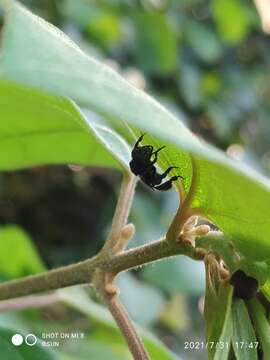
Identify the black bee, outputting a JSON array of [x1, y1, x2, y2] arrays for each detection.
[[230, 270, 259, 300], [129, 134, 183, 191]]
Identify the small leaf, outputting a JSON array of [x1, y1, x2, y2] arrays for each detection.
[[247, 298, 270, 355], [204, 270, 233, 359], [231, 299, 258, 360]]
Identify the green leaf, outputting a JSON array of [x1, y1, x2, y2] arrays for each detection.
[[231, 299, 258, 360], [0, 79, 130, 171], [247, 298, 270, 355], [133, 12, 177, 75], [204, 269, 233, 360], [0, 327, 59, 360], [57, 286, 179, 360], [0, 225, 45, 278], [1, 1, 270, 263], [212, 0, 251, 44]]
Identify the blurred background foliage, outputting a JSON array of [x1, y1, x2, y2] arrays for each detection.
[[0, 0, 269, 359]]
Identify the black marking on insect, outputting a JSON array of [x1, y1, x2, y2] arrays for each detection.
[[229, 270, 258, 300], [129, 133, 183, 191]]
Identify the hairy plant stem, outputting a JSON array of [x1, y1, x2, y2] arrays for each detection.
[[106, 295, 150, 360], [96, 271, 150, 360], [97, 172, 150, 360], [0, 238, 205, 300], [103, 172, 137, 251]]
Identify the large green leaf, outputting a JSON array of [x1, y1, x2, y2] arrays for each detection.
[[0, 79, 129, 171], [1, 1, 270, 263]]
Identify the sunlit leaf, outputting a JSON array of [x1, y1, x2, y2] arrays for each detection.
[[0, 79, 130, 171]]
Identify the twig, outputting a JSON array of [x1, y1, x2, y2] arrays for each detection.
[[98, 169, 150, 359], [96, 271, 150, 360], [0, 170, 205, 360], [0, 254, 100, 300], [103, 173, 137, 251], [0, 238, 205, 301], [107, 295, 150, 359]]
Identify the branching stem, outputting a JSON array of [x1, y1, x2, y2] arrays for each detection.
[[0, 170, 205, 360], [0, 238, 205, 300]]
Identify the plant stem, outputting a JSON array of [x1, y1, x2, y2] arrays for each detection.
[[107, 295, 150, 360], [96, 271, 150, 360], [103, 173, 137, 251], [0, 238, 205, 301], [0, 254, 100, 300]]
